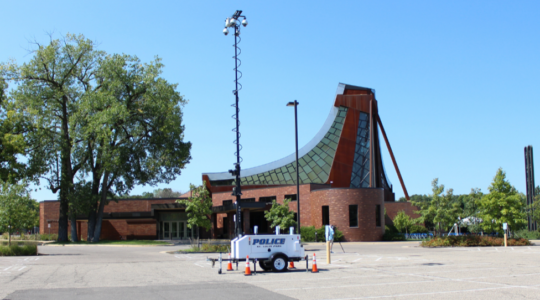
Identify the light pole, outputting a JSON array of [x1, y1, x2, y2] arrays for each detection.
[[223, 10, 248, 238], [286, 100, 300, 234]]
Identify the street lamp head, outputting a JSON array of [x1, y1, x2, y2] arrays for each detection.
[[223, 28, 229, 36], [242, 19, 248, 27], [229, 18, 237, 27], [286, 101, 299, 107]]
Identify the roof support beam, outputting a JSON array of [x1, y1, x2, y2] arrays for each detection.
[[377, 115, 410, 201]]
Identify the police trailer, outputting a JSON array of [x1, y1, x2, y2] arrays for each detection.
[[209, 226, 307, 273]]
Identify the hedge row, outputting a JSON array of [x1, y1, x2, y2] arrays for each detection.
[[421, 236, 531, 247], [0, 244, 38, 256]]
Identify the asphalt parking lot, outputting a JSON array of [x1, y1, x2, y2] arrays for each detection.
[[2, 241, 540, 300]]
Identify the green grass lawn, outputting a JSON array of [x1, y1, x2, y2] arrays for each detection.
[[177, 244, 230, 253], [50, 240, 172, 246]]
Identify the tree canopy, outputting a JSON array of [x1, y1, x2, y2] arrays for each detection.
[[265, 198, 297, 232], [1, 34, 191, 242], [477, 168, 527, 233], [0, 180, 37, 246], [177, 182, 212, 232]]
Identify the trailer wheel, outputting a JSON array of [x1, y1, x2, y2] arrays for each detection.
[[271, 255, 288, 272], [259, 261, 271, 271]]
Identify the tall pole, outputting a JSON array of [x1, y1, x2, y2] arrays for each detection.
[[294, 101, 300, 235], [234, 27, 241, 237], [223, 10, 247, 238]]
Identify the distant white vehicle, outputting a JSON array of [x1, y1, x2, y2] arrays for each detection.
[[461, 217, 482, 225]]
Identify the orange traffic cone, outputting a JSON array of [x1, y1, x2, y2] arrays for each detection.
[[244, 255, 252, 276], [289, 261, 296, 269], [311, 253, 318, 273], [227, 253, 233, 271]]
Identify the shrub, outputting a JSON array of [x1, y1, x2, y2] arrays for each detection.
[[409, 225, 428, 234], [185, 243, 229, 253], [300, 226, 316, 242], [385, 224, 398, 233], [0, 244, 38, 256], [40, 233, 58, 241], [382, 231, 406, 241], [301, 226, 343, 242], [1, 232, 7, 239], [514, 230, 540, 240], [421, 236, 531, 247]]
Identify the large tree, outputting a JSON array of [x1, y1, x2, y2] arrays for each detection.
[[2, 35, 102, 241], [477, 168, 526, 234], [79, 53, 191, 242], [2, 35, 191, 242]]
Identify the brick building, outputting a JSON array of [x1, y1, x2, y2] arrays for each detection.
[[40, 83, 416, 241], [204, 83, 413, 241]]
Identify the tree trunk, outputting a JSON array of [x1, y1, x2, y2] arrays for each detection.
[[57, 105, 73, 242], [70, 214, 78, 242], [8, 230, 11, 247], [58, 202, 69, 242], [93, 172, 109, 243], [87, 209, 96, 242]]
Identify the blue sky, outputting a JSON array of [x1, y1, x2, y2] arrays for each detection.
[[1, 1, 538, 201]]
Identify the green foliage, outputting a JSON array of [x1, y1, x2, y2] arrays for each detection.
[[392, 210, 421, 234], [2, 34, 192, 242], [412, 179, 462, 233], [476, 168, 527, 234], [40, 233, 58, 241], [514, 229, 540, 239], [153, 188, 182, 198], [421, 236, 531, 247], [0, 244, 37, 256], [528, 196, 540, 225], [0, 180, 37, 246], [382, 226, 406, 241], [181, 243, 230, 253], [409, 224, 429, 233], [300, 225, 343, 242], [264, 198, 297, 231], [300, 226, 316, 242], [176, 182, 212, 231]]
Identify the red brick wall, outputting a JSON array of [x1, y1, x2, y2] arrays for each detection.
[[40, 199, 178, 240], [212, 184, 329, 237], [310, 188, 386, 241], [384, 202, 421, 221]]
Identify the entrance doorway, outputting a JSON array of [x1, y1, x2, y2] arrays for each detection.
[[162, 221, 195, 239]]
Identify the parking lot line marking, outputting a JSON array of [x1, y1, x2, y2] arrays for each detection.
[[274, 279, 443, 291], [323, 286, 513, 299], [18, 266, 26, 271], [251, 274, 393, 284], [3, 266, 12, 271], [352, 258, 362, 262], [375, 257, 381, 261]]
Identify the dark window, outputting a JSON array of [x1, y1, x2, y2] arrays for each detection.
[[240, 198, 255, 202], [223, 217, 229, 235], [322, 206, 330, 225], [223, 200, 233, 206], [349, 205, 358, 227], [285, 194, 297, 201], [376, 205, 381, 227], [259, 196, 276, 203]]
